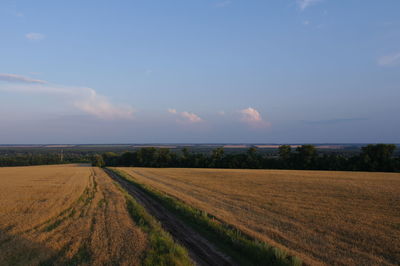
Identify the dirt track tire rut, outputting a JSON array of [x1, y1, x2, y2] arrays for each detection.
[[104, 169, 236, 266]]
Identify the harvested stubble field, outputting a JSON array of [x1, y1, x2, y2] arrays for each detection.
[[118, 167, 400, 265], [0, 165, 147, 265]]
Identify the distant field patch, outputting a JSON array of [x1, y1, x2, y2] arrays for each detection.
[[117, 167, 400, 265]]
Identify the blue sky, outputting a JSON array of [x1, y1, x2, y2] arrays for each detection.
[[1, 0, 400, 144]]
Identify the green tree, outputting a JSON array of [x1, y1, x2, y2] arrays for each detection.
[[246, 147, 261, 168], [295, 145, 317, 169], [360, 144, 397, 171], [92, 155, 105, 167], [211, 147, 225, 168], [137, 147, 157, 167], [120, 152, 137, 166], [180, 148, 190, 167], [279, 145, 292, 161], [102, 152, 118, 166], [278, 145, 292, 168], [156, 148, 172, 167]]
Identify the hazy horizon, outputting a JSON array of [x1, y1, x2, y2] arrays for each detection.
[[1, 142, 398, 146], [1, 1, 400, 144]]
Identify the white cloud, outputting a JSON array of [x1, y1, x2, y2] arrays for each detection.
[[168, 109, 203, 123], [25, 32, 45, 40], [239, 107, 270, 127], [0, 73, 47, 84], [0, 74, 133, 120], [297, 0, 321, 10], [215, 0, 231, 8], [240, 107, 262, 122], [303, 20, 310, 25], [168, 108, 177, 114], [181, 111, 202, 123], [73, 88, 134, 120], [378, 52, 400, 66]]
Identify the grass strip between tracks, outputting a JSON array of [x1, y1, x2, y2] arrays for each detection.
[[108, 167, 302, 266], [112, 175, 193, 266]]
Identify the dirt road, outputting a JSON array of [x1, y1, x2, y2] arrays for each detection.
[[104, 168, 235, 266]]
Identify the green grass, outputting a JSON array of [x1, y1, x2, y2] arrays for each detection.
[[113, 179, 193, 266], [97, 198, 106, 208], [43, 219, 64, 232], [66, 243, 91, 265], [109, 167, 302, 266], [43, 207, 76, 232]]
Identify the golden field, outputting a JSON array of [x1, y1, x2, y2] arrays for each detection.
[[118, 167, 400, 265], [0, 165, 146, 265]]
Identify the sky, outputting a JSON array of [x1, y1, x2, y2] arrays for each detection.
[[1, 0, 400, 144]]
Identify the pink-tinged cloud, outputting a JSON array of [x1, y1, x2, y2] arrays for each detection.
[[167, 109, 203, 123], [25, 32, 45, 40], [239, 107, 271, 127], [181, 111, 202, 122], [168, 108, 177, 114]]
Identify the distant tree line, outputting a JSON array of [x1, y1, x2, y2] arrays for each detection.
[[94, 144, 400, 172], [0, 153, 93, 167]]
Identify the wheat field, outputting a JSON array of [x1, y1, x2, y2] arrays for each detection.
[[118, 167, 400, 265], [0, 165, 147, 265]]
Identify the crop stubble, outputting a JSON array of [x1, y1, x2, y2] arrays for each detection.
[[117, 167, 400, 265], [0, 165, 146, 265]]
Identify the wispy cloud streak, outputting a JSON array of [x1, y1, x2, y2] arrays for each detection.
[[304, 118, 368, 125], [378, 52, 400, 66], [215, 0, 231, 8], [25, 32, 45, 40], [297, 0, 321, 10], [0, 73, 47, 84], [0, 74, 133, 120]]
